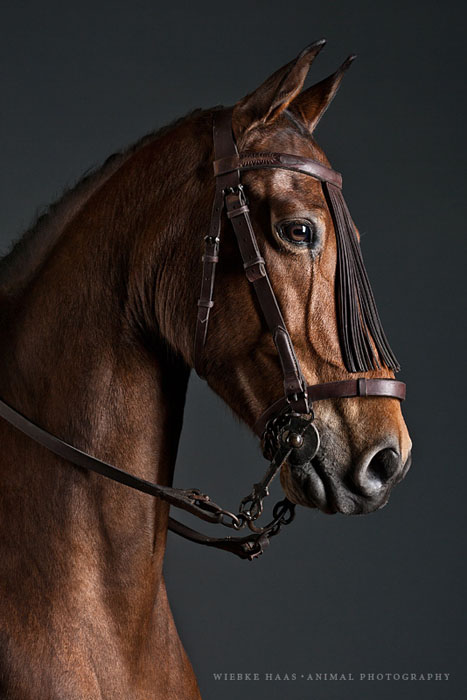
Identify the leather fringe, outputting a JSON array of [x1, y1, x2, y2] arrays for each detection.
[[323, 182, 400, 373]]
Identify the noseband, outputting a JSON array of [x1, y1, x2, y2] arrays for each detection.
[[0, 108, 406, 561]]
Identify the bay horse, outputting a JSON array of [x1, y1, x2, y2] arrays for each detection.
[[0, 42, 411, 698]]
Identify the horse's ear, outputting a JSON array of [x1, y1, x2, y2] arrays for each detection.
[[232, 40, 326, 136], [289, 55, 356, 133]]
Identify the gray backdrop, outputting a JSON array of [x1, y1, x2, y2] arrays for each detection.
[[1, 1, 465, 699]]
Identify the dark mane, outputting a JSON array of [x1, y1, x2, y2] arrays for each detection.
[[0, 110, 200, 292]]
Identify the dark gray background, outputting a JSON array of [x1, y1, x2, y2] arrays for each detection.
[[1, 1, 465, 699]]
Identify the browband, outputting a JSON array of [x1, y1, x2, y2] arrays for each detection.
[[213, 152, 343, 189]]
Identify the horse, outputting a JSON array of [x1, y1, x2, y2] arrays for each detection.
[[0, 41, 412, 699]]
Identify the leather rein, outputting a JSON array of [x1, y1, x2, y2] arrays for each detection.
[[0, 108, 406, 561]]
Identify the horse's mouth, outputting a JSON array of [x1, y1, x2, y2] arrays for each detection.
[[280, 456, 408, 516], [281, 461, 339, 514]]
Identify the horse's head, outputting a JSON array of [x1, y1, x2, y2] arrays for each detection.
[[185, 42, 411, 517]]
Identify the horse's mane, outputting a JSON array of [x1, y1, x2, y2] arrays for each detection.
[[0, 111, 200, 292]]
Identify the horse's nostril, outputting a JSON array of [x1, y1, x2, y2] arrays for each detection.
[[368, 448, 400, 484], [354, 447, 402, 497]]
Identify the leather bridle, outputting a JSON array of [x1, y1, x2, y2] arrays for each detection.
[[0, 107, 406, 561]]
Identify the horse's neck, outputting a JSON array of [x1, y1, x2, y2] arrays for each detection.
[[0, 128, 200, 693], [0, 279, 190, 618]]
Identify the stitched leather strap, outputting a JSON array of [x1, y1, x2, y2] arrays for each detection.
[[214, 152, 343, 188], [195, 109, 309, 410], [254, 378, 406, 436]]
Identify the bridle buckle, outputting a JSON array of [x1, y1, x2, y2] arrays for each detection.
[[285, 387, 310, 416]]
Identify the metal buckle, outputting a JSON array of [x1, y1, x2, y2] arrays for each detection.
[[285, 387, 310, 416], [225, 183, 245, 197], [204, 235, 220, 245]]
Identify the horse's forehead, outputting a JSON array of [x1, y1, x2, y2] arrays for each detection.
[[241, 121, 329, 162], [252, 173, 323, 208], [243, 160, 326, 204], [240, 123, 331, 201]]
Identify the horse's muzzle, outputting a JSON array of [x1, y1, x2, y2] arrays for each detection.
[[282, 446, 412, 515]]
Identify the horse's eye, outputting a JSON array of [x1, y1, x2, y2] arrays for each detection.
[[276, 220, 316, 246]]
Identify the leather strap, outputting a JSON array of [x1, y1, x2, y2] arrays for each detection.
[[254, 378, 406, 436], [0, 397, 214, 518], [196, 110, 309, 411], [0, 396, 267, 560], [193, 187, 223, 376], [194, 109, 241, 376], [193, 113, 231, 376], [214, 152, 343, 189], [224, 190, 307, 406], [167, 517, 270, 560]]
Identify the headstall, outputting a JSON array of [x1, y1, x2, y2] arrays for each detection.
[[0, 108, 406, 560]]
